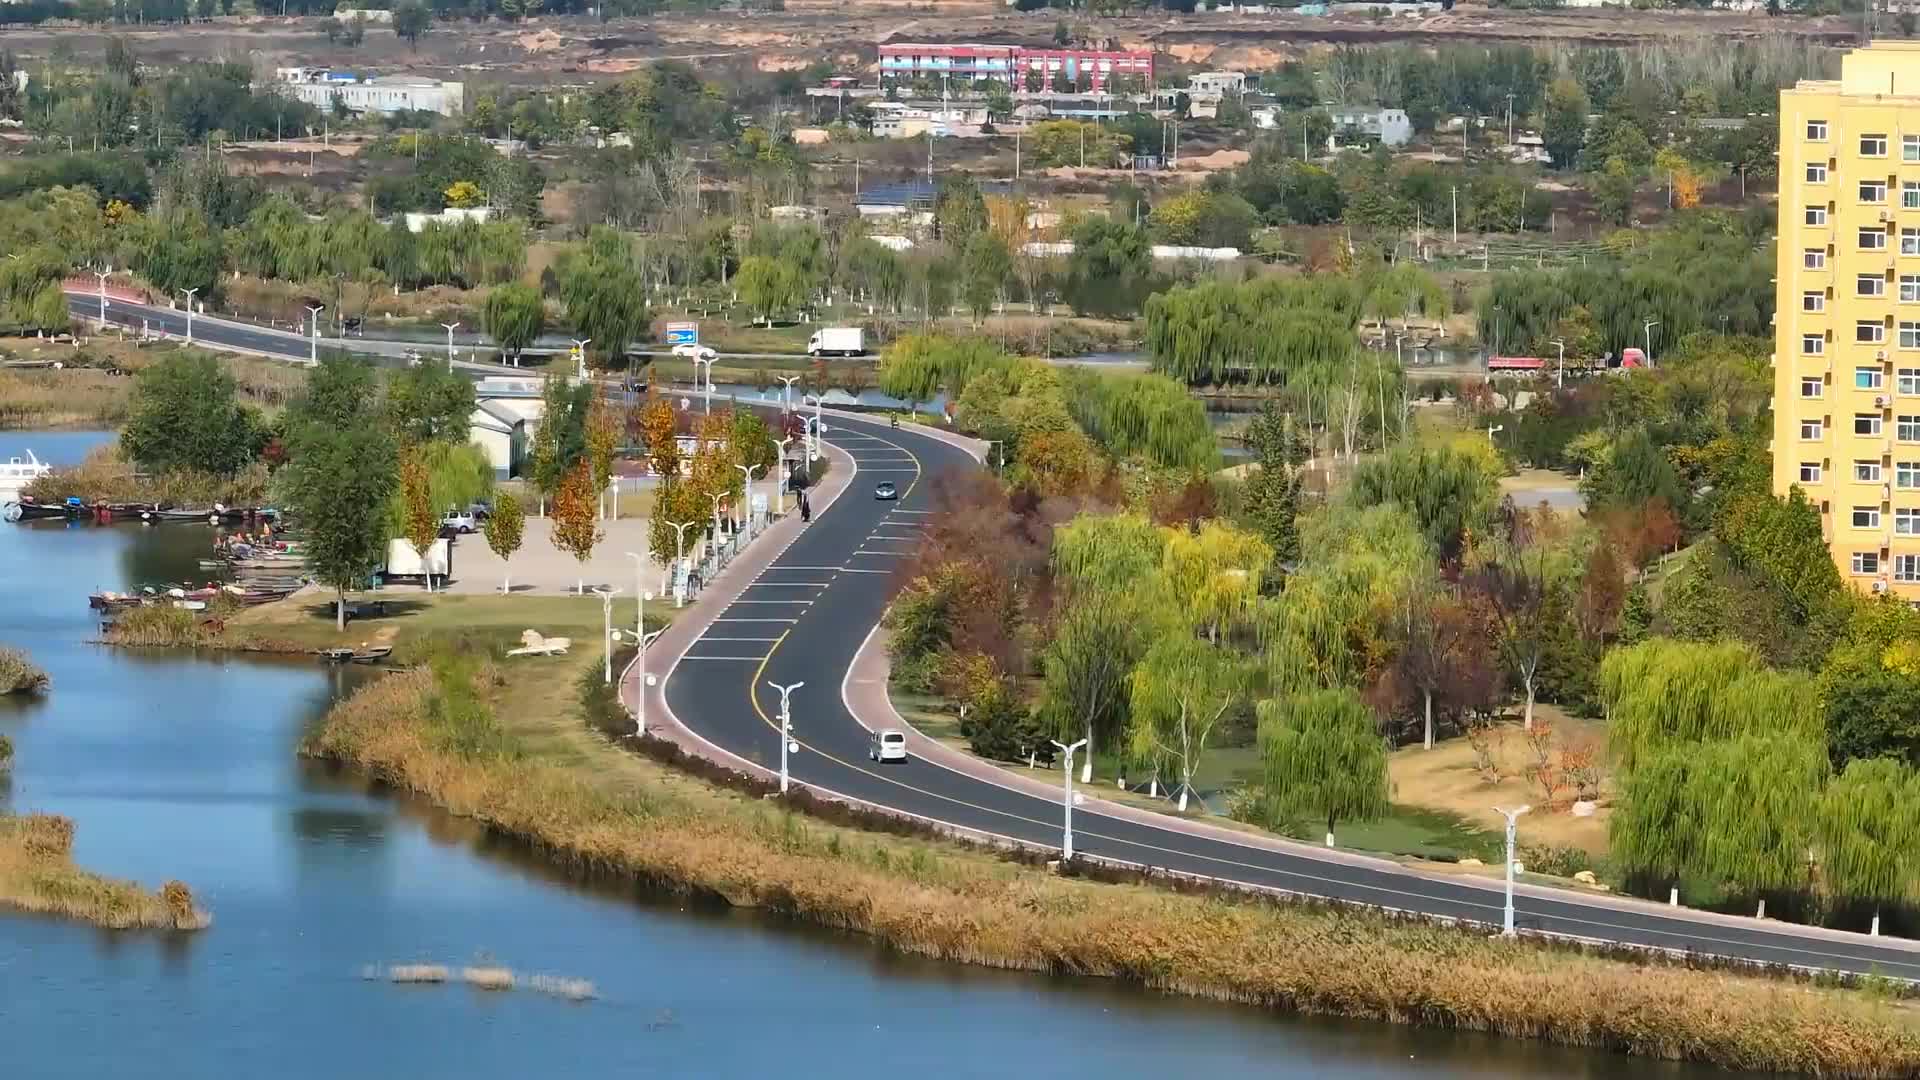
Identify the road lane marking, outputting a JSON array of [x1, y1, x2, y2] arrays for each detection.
[[696, 636, 784, 642], [680, 655, 771, 662], [711, 617, 799, 623], [726, 599, 813, 604], [838, 567, 891, 574], [744, 582, 832, 588]]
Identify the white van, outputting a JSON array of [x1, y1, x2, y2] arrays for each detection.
[[869, 729, 908, 764]]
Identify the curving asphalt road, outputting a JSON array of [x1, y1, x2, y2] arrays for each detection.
[[661, 412, 1920, 981], [71, 292, 1920, 979]]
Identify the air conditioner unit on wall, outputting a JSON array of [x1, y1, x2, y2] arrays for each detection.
[[1874, 580, 1888, 594]]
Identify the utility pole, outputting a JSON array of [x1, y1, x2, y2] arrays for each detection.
[[1504, 92, 1515, 147], [180, 287, 197, 343], [1014, 127, 1021, 179], [1493, 805, 1530, 937], [768, 681, 805, 795], [1051, 738, 1089, 859], [1551, 338, 1566, 389]]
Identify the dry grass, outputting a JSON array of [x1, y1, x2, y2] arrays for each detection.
[[0, 646, 49, 695], [300, 663, 1920, 1077], [24, 442, 270, 507], [1388, 709, 1612, 855], [0, 813, 208, 930], [0, 369, 132, 429], [461, 966, 515, 991]]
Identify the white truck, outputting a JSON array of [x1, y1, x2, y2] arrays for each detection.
[[806, 327, 866, 357]]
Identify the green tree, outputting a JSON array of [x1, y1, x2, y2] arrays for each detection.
[[482, 282, 546, 366], [1541, 76, 1590, 170], [1600, 638, 1824, 773], [284, 361, 396, 630], [392, 0, 429, 49], [934, 174, 987, 250], [1242, 403, 1309, 565], [1249, 688, 1390, 847], [1061, 216, 1152, 318], [385, 357, 475, 445], [1128, 633, 1244, 811], [1816, 757, 1919, 923], [560, 227, 649, 367], [399, 447, 439, 591], [1347, 444, 1499, 561], [736, 255, 801, 326], [484, 489, 526, 594], [959, 232, 1011, 325], [120, 353, 263, 475]]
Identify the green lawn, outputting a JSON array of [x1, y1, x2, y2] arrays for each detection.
[[228, 592, 649, 659]]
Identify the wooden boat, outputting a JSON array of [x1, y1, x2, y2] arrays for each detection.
[[4, 498, 78, 522], [320, 645, 393, 664], [89, 589, 154, 611]]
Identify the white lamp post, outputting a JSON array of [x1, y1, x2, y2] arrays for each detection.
[[623, 551, 661, 736], [180, 287, 197, 343], [667, 520, 697, 606], [694, 353, 717, 414], [708, 491, 725, 553], [1493, 804, 1530, 937], [1550, 337, 1565, 389], [305, 304, 325, 365], [1642, 319, 1660, 366], [593, 585, 622, 686], [1051, 738, 1089, 859], [572, 337, 591, 379], [767, 680, 805, 794], [735, 462, 765, 538], [442, 321, 461, 363], [777, 374, 801, 414], [94, 268, 110, 325]]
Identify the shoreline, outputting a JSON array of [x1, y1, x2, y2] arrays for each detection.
[[0, 813, 209, 931], [297, 647, 1920, 1077]]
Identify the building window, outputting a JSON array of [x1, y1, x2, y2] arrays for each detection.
[[1863, 227, 1889, 251], [1862, 273, 1887, 297], [1860, 366, 1887, 389], [1855, 551, 1883, 575], [1859, 321, 1887, 344], [1803, 376, 1825, 397], [1803, 418, 1825, 440], [1863, 180, 1889, 203], [1901, 462, 1920, 488], [1902, 415, 1920, 440], [1805, 333, 1827, 354], [1803, 462, 1825, 483], [1904, 277, 1920, 302], [1807, 290, 1828, 312], [1807, 248, 1829, 269], [1909, 135, 1920, 163], [1897, 554, 1920, 581], [1856, 506, 1884, 528], [1858, 460, 1885, 482], [1809, 119, 1828, 141], [1905, 323, 1920, 349], [1904, 369, 1920, 395], [1857, 413, 1884, 436], [1901, 510, 1920, 536], [1905, 228, 1920, 255], [1906, 183, 1920, 210], [1809, 162, 1829, 183], [1864, 134, 1890, 157]]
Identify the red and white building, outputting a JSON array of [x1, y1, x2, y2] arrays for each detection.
[[878, 43, 1154, 92]]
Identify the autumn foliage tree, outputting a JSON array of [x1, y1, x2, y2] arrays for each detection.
[[551, 460, 602, 594], [637, 385, 682, 480], [484, 490, 525, 594], [400, 447, 439, 590]]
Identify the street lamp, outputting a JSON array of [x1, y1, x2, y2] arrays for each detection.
[[623, 552, 662, 736], [709, 490, 726, 552], [777, 374, 802, 414], [1550, 337, 1565, 389], [803, 394, 824, 461], [180, 287, 197, 343], [305, 304, 325, 365], [735, 462, 765, 538], [441, 321, 461, 364], [984, 440, 1005, 477], [693, 352, 718, 415], [571, 337, 592, 380], [593, 586, 622, 686], [666, 520, 697, 606], [1642, 320, 1660, 366], [1492, 804, 1530, 937], [766, 680, 805, 795], [1051, 738, 1089, 859], [1487, 422, 1504, 444], [93, 268, 110, 325]]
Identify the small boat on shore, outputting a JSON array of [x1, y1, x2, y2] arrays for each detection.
[[320, 645, 393, 664], [0, 450, 51, 499], [3, 496, 80, 522]]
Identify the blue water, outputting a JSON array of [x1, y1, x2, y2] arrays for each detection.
[[0, 432, 1703, 1078]]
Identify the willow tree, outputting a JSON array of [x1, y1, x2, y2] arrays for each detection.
[[1064, 369, 1218, 471], [1127, 633, 1245, 810], [1816, 758, 1920, 926], [1610, 733, 1827, 899], [1251, 688, 1390, 847], [1266, 503, 1432, 695], [1347, 443, 1500, 560], [1161, 521, 1272, 644], [559, 226, 650, 367], [1052, 512, 1166, 592], [876, 333, 1013, 407], [1600, 638, 1823, 772]]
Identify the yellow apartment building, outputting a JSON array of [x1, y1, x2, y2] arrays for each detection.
[[1776, 41, 1920, 600]]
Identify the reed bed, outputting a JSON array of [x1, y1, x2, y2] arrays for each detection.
[[0, 813, 207, 930], [23, 442, 269, 507], [102, 605, 220, 648], [302, 666, 1920, 1077], [461, 966, 515, 991], [359, 962, 593, 1000], [0, 646, 49, 694], [0, 369, 131, 429]]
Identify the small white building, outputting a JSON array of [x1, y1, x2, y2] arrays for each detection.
[[332, 7, 394, 22], [1327, 105, 1413, 148], [1188, 71, 1246, 96], [403, 207, 496, 233], [468, 379, 546, 479]]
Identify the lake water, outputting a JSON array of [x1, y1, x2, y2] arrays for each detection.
[[0, 432, 1715, 1078]]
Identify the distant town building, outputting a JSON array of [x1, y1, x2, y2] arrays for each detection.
[[275, 68, 464, 117], [1327, 105, 1413, 148], [878, 43, 1154, 92], [1187, 71, 1246, 96], [402, 207, 495, 233], [331, 7, 394, 22]]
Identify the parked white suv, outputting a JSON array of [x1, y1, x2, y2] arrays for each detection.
[[440, 508, 478, 534], [869, 729, 908, 764]]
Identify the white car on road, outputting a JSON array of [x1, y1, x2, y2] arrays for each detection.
[[869, 729, 908, 764]]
